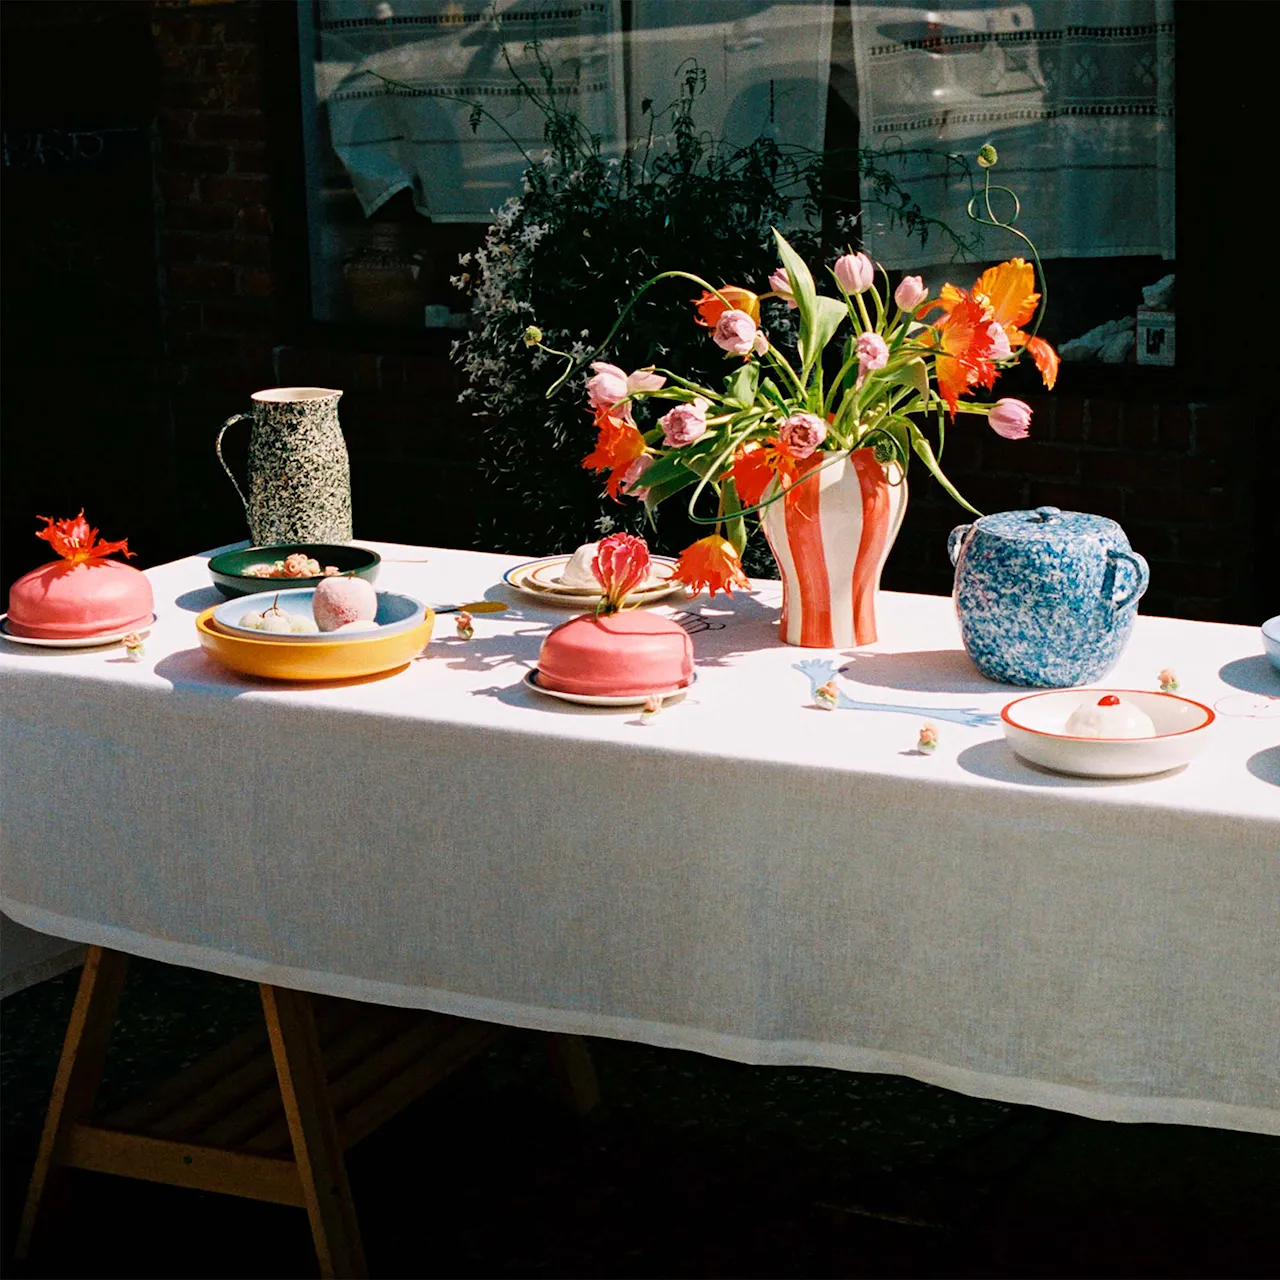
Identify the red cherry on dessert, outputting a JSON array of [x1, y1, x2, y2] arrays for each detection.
[[1098, 694, 1121, 706]]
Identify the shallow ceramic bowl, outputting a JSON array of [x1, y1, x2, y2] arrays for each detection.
[[207, 544, 380, 598], [1262, 616, 1280, 672], [1001, 689, 1215, 778], [196, 606, 433, 681], [211, 588, 424, 643]]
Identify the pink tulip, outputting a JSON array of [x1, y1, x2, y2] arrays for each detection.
[[585, 362, 666, 409], [593, 532, 651, 611], [855, 331, 889, 387], [894, 275, 927, 310], [586, 362, 628, 409], [713, 309, 760, 356], [988, 398, 1033, 440], [984, 321, 1013, 361], [834, 252, 874, 294], [659, 397, 710, 447], [753, 330, 769, 356], [618, 454, 653, 499], [768, 268, 797, 309], [778, 412, 828, 460]]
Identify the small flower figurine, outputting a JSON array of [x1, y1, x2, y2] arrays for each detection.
[[640, 694, 663, 722], [1158, 668, 1179, 693], [814, 680, 840, 711], [455, 611, 475, 641], [917, 724, 939, 754], [121, 632, 145, 662]]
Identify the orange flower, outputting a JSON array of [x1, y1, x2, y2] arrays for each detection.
[[972, 259, 1039, 331], [692, 285, 760, 329], [673, 535, 751, 597], [1023, 335, 1060, 391], [583, 411, 647, 501], [925, 297, 999, 414], [932, 260, 1059, 392], [731, 439, 796, 508], [35, 511, 133, 564]]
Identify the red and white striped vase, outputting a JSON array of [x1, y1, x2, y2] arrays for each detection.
[[760, 448, 908, 648]]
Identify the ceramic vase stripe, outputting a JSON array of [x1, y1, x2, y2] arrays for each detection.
[[761, 448, 907, 648]]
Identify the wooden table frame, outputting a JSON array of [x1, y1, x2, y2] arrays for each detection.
[[15, 946, 600, 1278]]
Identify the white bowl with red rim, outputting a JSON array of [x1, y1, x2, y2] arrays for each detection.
[[1000, 688, 1215, 778]]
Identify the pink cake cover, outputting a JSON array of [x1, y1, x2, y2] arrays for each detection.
[[6, 512, 154, 639], [537, 611, 694, 697]]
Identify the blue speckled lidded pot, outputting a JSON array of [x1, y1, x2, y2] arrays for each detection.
[[948, 506, 1149, 687]]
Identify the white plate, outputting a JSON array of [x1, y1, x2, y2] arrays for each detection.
[[503, 556, 685, 610], [1001, 688, 1215, 778], [0, 614, 156, 649], [523, 668, 695, 707]]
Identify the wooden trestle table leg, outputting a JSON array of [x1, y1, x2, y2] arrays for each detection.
[[543, 1032, 601, 1116], [260, 982, 369, 1280], [14, 945, 130, 1260]]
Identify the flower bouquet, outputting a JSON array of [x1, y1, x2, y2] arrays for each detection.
[[532, 148, 1059, 647]]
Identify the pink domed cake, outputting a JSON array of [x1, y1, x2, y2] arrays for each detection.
[[538, 611, 694, 697], [6, 512, 154, 639]]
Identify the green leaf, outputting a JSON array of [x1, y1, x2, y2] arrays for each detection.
[[721, 479, 748, 555], [772, 228, 818, 359], [642, 468, 699, 514], [804, 295, 848, 378], [898, 358, 929, 400], [634, 450, 700, 494], [723, 361, 760, 408]]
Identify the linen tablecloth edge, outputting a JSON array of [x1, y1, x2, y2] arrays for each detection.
[[5, 895, 1276, 1139]]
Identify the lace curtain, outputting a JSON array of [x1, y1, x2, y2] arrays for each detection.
[[315, 0, 626, 222], [851, 0, 1176, 266], [311, 1, 834, 222]]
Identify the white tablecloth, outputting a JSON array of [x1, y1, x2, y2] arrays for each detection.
[[2, 544, 1277, 1134]]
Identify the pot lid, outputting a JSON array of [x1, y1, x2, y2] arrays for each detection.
[[974, 506, 1129, 545]]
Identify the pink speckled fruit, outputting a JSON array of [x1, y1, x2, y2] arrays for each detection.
[[312, 576, 377, 632]]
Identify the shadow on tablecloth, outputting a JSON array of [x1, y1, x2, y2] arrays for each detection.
[[839, 649, 1017, 695], [1246, 745, 1280, 787], [1218, 655, 1280, 696], [955, 738, 1185, 789]]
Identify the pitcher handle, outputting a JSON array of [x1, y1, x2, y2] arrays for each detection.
[[947, 523, 973, 567], [1108, 549, 1149, 611], [215, 413, 252, 520]]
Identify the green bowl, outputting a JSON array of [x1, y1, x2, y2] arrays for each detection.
[[207, 544, 381, 598]]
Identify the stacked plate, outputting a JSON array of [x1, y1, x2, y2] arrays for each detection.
[[197, 587, 433, 681], [503, 555, 685, 609]]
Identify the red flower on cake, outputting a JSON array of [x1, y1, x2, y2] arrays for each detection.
[[35, 511, 134, 565], [593, 532, 651, 614]]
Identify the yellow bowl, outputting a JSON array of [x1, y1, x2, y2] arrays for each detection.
[[195, 607, 434, 681]]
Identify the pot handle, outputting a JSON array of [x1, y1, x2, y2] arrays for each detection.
[[215, 413, 252, 520], [1108, 549, 1150, 611], [947, 523, 973, 567]]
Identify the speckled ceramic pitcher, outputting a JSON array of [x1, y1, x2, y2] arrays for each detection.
[[216, 387, 353, 545]]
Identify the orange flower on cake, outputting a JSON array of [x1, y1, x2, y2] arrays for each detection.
[[35, 510, 133, 564], [673, 536, 751, 597]]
